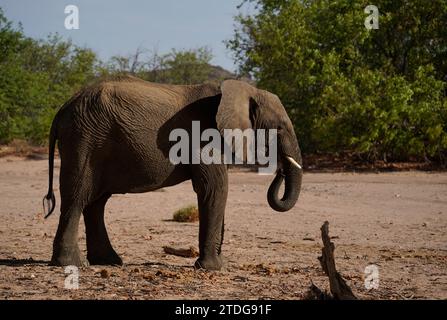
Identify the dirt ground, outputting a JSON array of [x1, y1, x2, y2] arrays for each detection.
[[0, 156, 446, 300]]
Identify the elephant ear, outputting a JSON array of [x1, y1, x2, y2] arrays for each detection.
[[216, 80, 257, 134]]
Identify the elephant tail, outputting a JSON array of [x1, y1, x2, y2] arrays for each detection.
[[43, 111, 59, 219]]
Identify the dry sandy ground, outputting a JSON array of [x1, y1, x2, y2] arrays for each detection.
[[0, 156, 446, 300]]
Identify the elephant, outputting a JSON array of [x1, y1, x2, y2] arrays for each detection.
[[42, 76, 303, 270]]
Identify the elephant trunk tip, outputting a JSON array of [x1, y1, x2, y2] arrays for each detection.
[[267, 158, 303, 212]]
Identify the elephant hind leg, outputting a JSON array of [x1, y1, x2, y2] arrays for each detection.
[[50, 199, 87, 266], [83, 193, 122, 266]]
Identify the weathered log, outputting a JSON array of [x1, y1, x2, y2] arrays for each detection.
[[163, 246, 199, 258], [317, 221, 357, 300]]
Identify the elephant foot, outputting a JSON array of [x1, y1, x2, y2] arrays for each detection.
[[50, 246, 88, 267], [87, 248, 123, 266], [194, 255, 223, 271]]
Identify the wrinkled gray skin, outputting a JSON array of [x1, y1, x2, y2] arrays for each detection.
[[43, 76, 303, 270]]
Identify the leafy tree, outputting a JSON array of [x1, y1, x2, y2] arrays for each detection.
[[105, 47, 214, 85], [228, 0, 447, 162], [155, 47, 213, 84], [0, 8, 98, 144], [0, 4, 220, 145], [101, 47, 148, 75]]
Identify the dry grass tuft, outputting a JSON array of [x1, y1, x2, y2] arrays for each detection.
[[173, 205, 199, 222]]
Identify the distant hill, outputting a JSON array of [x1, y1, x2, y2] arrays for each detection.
[[207, 65, 236, 80], [207, 64, 253, 84]]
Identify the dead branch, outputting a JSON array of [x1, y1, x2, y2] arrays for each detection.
[[317, 221, 357, 300]]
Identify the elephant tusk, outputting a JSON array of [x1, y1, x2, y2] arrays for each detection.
[[286, 156, 302, 170]]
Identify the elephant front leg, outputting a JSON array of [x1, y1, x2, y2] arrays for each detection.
[[192, 164, 228, 271]]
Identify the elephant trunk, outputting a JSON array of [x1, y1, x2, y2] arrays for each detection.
[[267, 143, 303, 212]]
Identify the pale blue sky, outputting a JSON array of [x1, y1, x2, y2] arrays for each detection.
[[0, 0, 253, 71]]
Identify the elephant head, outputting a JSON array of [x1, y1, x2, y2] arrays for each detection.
[[216, 80, 303, 212]]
